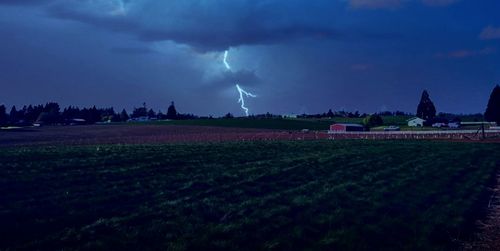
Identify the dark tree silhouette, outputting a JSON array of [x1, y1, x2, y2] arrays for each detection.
[[132, 103, 148, 118], [327, 109, 334, 117], [36, 112, 50, 124], [363, 114, 384, 128], [62, 106, 82, 121], [9, 106, 18, 124], [44, 102, 60, 114], [157, 111, 165, 119], [0, 105, 7, 126], [89, 106, 101, 123], [416, 90, 436, 120], [485, 85, 500, 123], [0, 102, 126, 125], [35, 102, 61, 124], [147, 109, 156, 118], [167, 101, 178, 119], [120, 109, 130, 121], [24, 105, 36, 122], [99, 107, 116, 122]]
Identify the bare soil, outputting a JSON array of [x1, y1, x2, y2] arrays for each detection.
[[2, 124, 499, 147], [0, 124, 326, 147]]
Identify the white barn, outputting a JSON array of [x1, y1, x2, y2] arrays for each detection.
[[407, 117, 425, 127]]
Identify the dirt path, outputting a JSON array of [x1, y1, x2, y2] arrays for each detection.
[[462, 173, 500, 250]]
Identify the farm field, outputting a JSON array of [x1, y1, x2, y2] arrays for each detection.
[[0, 124, 325, 147], [2, 124, 499, 147], [132, 116, 485, 131], [137, 117, 337, 130], [135, 116, 412, 130], [1, 140, 499, 250]]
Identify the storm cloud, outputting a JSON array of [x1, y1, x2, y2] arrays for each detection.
[[45, 0, 338, 51], [1, 0, 499, 116]]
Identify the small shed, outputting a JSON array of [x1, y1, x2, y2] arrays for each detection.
[[407, 117, 425, 127], [330, 123, 365, 132]]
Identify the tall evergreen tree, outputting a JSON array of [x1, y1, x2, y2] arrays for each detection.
[[20, 106, 27, 122], [25, 105, 36, 123], [9, 106, 18, 124], [485, 85, 500, 123], [132, 103, 148, 118], [147, 109, 156, 118], [89, 106, 101, 123], [327, 109, 334, 117], [131, 107, 147, 118], [416, 90, 436, 120], [120, 109, 130, 121], [42, 102, 61, 124], [167, 101, 178, 119], [0, 105, 7, 126]]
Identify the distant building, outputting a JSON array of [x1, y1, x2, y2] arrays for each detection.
[[407, 117, 425, 127], [330, 123, 365, 132], [384, 126, 400, 131], [432, 122, 447, 128], [128, 116, 150, 122], [69, 118, 86, 125], [283, 114, 298, 119]]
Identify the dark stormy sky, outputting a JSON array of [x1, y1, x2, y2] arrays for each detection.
[[1, 0, 499, 116]]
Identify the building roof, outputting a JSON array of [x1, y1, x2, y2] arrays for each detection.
[[407, 117, 425, 122], [332, 123, 364, 127]]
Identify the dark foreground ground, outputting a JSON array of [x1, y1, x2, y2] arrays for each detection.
[[1, 140, 499, 250]]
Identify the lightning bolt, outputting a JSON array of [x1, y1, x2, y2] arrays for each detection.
[[223, 50, 257, 116], [223, 50, 231, 71], [236, 84, 257, 116]]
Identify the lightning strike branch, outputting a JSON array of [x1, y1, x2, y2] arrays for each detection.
[[223, 50, 257, 116], [236, 84, 257, 116], [223, 50, 231, 71]]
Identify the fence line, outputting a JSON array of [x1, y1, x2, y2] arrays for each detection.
[[328, 130, 500, 135], [325, 129, 500, 140]]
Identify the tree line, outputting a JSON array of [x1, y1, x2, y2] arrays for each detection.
[[1, 85, 499, 127], [415, 85, 500, 124], [0, 101, 196, 126]]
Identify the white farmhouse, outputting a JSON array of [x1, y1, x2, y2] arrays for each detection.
[[283, 114, 298, 119], [407, 117, 425, 127]]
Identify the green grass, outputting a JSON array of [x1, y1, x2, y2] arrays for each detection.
[[133, 116, 411, 131], [139, 118, 335, 130], [371, 125, 446, 131], [1, 141, 499, 250]]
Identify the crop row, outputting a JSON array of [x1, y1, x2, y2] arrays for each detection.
[[0, 141, 499, 250]]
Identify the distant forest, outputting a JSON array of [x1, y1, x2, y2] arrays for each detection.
[[0, 102, 195, 127], [0, 101, 486, 127]]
